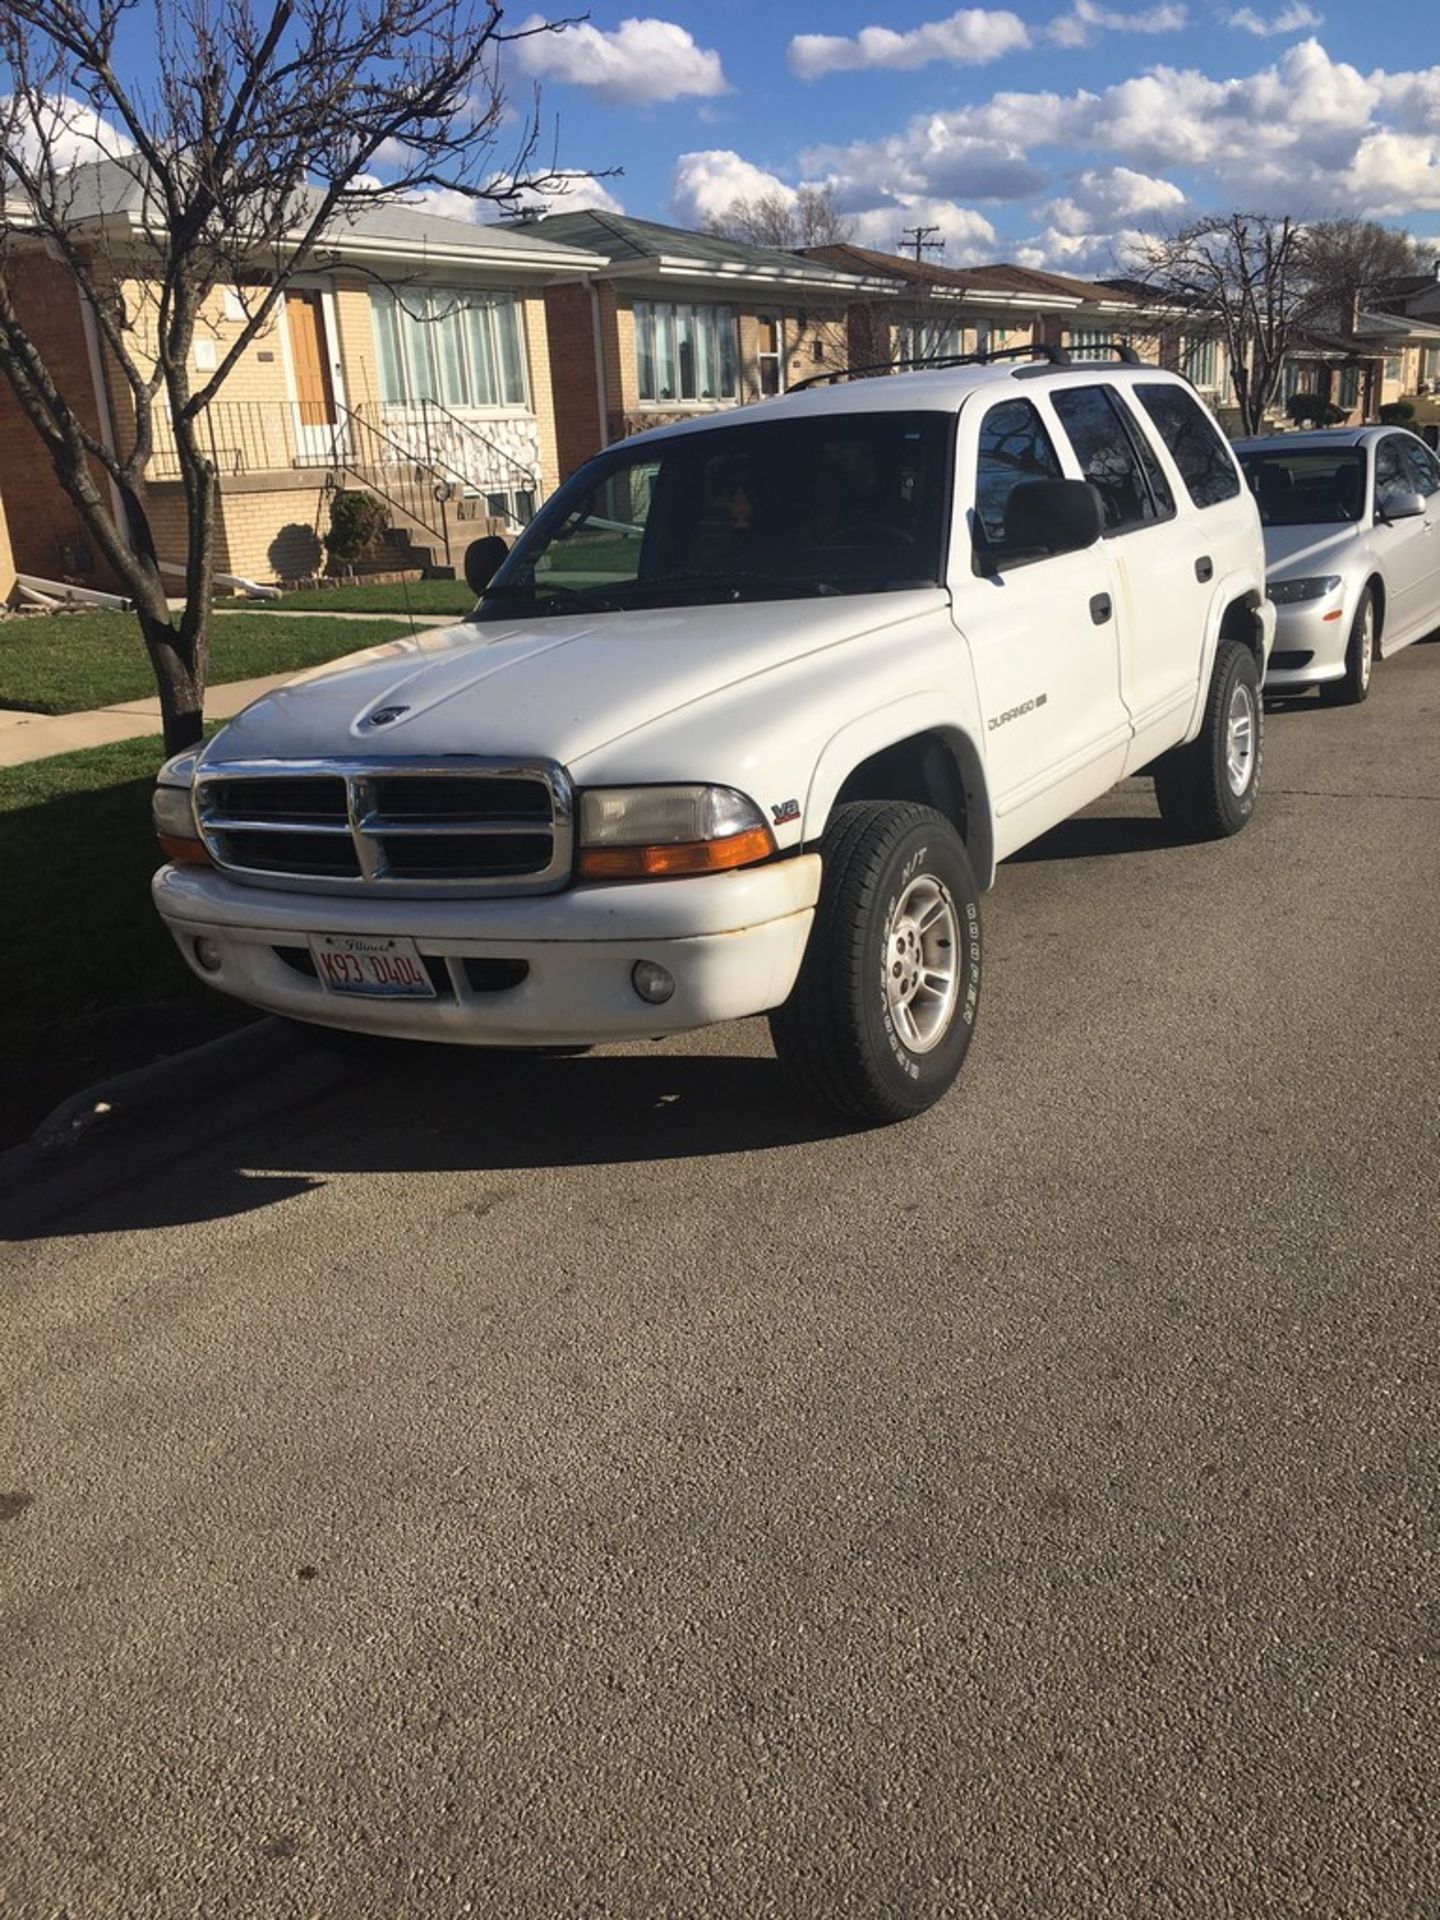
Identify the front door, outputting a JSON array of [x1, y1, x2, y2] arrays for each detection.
[[955, 392, 1131, 859], [284, 290, 342, 461]]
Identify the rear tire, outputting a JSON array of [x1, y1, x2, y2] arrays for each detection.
[[1318, 587, 1375, 706], [1154, 638, 1262, 841], [769, 801, 982, 1124]]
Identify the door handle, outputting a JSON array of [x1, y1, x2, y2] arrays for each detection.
[[1195, 555, 1214, 582], [1090, 592, 1112, 624]]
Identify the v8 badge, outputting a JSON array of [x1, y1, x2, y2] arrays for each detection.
[[770, 798, 801, 825]]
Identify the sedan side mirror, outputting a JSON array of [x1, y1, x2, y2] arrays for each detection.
[[1378, 489, 1426, 523], [1000, 478, 1105, 559], [464, 534, 510, 596]]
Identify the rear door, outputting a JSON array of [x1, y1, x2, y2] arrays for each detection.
[[1394, 435, 1440, 641], [954, 392, 1130, 855], [1047, 382, 1199, 766]]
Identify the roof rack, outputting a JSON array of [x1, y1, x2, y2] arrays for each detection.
[[790, 338, 1148, 393], [789, 342, 1073, 393]]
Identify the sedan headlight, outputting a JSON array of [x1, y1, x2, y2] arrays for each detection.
[[577, 784, 776, 879], [152, 755, 210, 865], [1268, 574, 1342, 604]]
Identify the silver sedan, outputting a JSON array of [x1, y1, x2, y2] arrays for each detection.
[[1235, 426, 1440, 703]]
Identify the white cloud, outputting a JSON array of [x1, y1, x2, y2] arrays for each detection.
[[1043, 165, 1185, 233], [2, 92, 133, 174], [1046, 0, 1187, 50], [788, 10, 1030, 81], [511, 16, 728, 106], [1227, 3, 1322, 35], [410, 174, 624, 223], [1012, 225, 1150, 276], [667, 150, 793, 226], [799, 39, 1440, 217], [848, 198, 999, 262]]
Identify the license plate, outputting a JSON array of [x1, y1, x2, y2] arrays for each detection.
[[309, 933, 436, 999]]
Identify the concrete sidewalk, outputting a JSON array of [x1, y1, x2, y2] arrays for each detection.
[[0, 609, 458, 769]]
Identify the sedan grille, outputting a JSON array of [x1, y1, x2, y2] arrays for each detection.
[[194, 758, 573, 895]]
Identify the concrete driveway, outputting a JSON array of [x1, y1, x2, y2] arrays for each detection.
[[2, 642, 1436, 1918]]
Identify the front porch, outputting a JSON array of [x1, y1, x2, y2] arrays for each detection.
[[144, 396, 540, 584]]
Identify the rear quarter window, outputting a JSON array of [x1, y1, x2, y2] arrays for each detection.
[[1135, 384, 1242, 508]]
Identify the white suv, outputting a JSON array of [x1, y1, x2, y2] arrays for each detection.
[[153, 350, 1274, 1123]]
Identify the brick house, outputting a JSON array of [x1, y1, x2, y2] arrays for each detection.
[[0, 160, 603, 589], [498, 211, 903, 479]]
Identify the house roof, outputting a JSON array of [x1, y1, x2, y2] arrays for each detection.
[[7, 157, 605, 276], [497, 209, 902, 295], [798, 243, 1150, 315]]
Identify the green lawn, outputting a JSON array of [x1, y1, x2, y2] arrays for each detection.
[[0, 734, 252, 1148], [255, 578, 475, 616], [0, 611, 414, 715]]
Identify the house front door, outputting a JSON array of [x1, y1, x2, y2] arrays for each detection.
[[284, 290, 342, 460]]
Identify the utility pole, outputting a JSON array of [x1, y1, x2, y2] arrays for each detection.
[[898, 227, 945, 363], [899, 225, 944, 265]]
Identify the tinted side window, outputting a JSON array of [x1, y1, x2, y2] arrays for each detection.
[[1399, 437, 1440, 498], [1375, 437, 1412, 514], [973, 398, 1064, 545], [1135, 383, 1242, 508], [1052, 385, 1171, 534]]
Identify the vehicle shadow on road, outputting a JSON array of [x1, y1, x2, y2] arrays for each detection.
[[1008, 810, 1179, 864], [5, 1048, 872, 1240]]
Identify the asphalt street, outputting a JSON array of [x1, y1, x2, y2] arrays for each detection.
[[2, 641, 1437, 1919]]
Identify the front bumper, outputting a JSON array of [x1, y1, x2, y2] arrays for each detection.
[[1263, 594, 1350, 690], [153, 857, 821, 1045]]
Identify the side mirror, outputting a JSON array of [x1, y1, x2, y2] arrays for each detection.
[[1379, 489, 1425, 523], [464, 534, 510, 596], [1001, 478, 1105, 558]]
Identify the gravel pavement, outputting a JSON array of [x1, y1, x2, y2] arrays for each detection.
[[2, 642, 1437, 1919]]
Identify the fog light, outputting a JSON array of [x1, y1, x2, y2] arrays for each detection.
[[193, 937, 223, 974], [631, 960, 675, 1005]]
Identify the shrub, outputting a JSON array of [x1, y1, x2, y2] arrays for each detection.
[[1379, 400, 1417, 425], [324, 489, 390, 573]]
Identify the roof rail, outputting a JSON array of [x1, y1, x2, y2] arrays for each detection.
[[1012, 341, 1146, 377], [789, 341, 1073, 394]]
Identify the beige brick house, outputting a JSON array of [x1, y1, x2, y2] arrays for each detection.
[[498, 211, 903, 479], [0, 161, 603, 589]]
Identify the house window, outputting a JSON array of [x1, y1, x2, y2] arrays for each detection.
[[1282, 360, 1316, 401], [634, 301, 739, 403], [1384, 352, 1403, 384], [369, 289, 527, 409], [1183, 335, 1219, 391], [1338, 365, 1361, 409], [757, 314, 784, 396], [1068, 327, 1113, 362], [898, 320, 963, 362]]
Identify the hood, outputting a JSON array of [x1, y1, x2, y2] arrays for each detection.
[[1263, 521, 1361, 577], [199, 593, 944, 769]]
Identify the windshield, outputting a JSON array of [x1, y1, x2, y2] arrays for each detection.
[[1239, 449, 1366, 527], [473, 411, 952, 618]]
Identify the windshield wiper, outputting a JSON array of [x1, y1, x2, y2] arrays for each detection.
[[484, 580, 621, 614], [621, 573, 846, 601]]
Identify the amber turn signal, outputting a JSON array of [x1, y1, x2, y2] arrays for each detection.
[[157, 833, 213, 865], [578, 825, 775, 880]]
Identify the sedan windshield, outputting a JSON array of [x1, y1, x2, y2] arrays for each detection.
[[473, 411, 951, 618], [1239, 449, 1366, 527]]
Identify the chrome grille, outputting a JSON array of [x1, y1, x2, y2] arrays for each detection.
[[194, 757, 573, 895]]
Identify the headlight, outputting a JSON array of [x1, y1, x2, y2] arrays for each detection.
[[1268, 575, 1342, 604], [577, 784, 776, 879], [152, 764, 210, 865]]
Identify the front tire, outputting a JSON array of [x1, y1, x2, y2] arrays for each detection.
[[769, 802, 982, 1124], [1153, 638, 1262, 841], [1318, 587, 1375, 706]]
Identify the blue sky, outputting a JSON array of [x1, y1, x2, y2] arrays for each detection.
[[499, 1, 1440, 272]]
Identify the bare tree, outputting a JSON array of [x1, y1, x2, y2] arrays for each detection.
[[1132, 212, 1433, 438], [0, 0, 591, 753], [704, 185, 853, 251]]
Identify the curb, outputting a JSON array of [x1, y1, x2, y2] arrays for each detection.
[[0, 1019, 359, 1238]]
